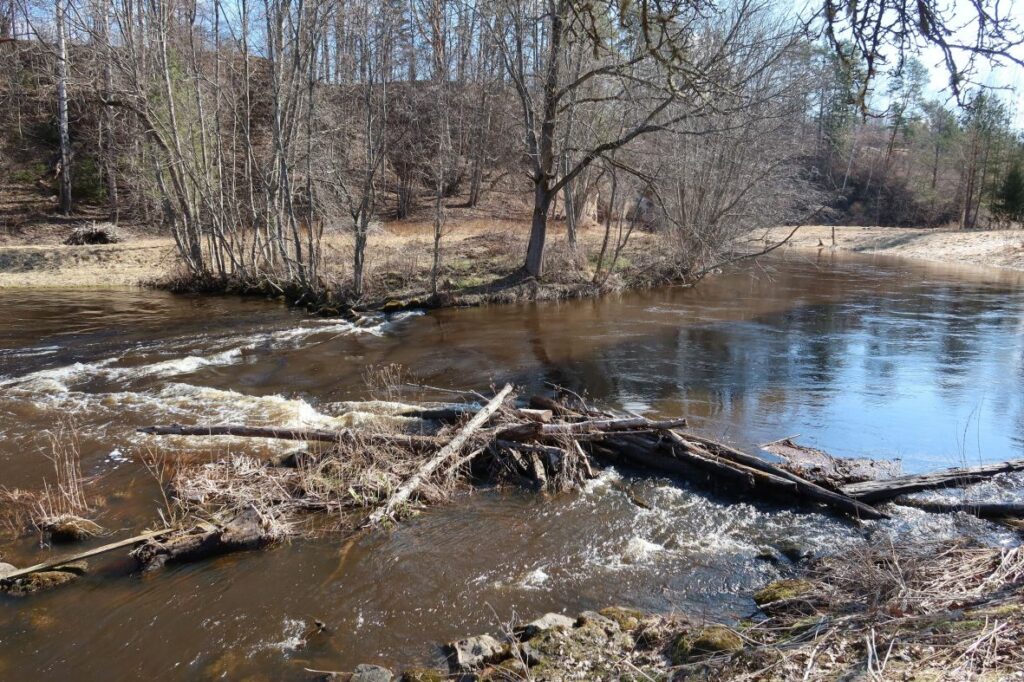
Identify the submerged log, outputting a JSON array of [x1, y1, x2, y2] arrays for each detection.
[[132, 509, 273, 572], [366, 384, 514, 526], [840, 459, 1024, 503]]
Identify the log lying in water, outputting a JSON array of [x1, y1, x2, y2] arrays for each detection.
[[763, 438, 901, 487], [0, 528, 173, 583], [132, 509, 274, 572], [839, 459, 1024, 503], [137, 424, 439, 449], [496, 416, 688, 442], [891, 498, 1024, 520], [671, 432, 888, 520]]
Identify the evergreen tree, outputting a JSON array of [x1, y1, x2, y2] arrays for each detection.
[[994, 162, 1024, 223]]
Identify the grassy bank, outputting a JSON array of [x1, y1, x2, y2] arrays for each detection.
[[755, 225, 1024, 272]]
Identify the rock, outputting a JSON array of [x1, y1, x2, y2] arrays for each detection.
[[689, 625, 744, 656], [514, 612, 575, 640], [1, 570, 78, 596], [447, 634, 508, 671], [575, 611, 620, 635], [672, 625, 743, 663], [480, 658, 530, 681], [755, 547, 783, 564], [351, 664, 393, 682], [776, 540, 812, 563], [0, 562, 17, 578], [45, 515, 104, 543], [754, 578, 815, 606], [597, 606, 645, 631]]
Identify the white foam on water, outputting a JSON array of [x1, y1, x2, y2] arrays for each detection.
[[621, 536, 665, 564], [261, 618, 308, 653], [0, 358, 120, 392], [519, 567, 551, 589]]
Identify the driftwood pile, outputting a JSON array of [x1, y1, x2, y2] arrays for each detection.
[[4, 386, 1023, 593]]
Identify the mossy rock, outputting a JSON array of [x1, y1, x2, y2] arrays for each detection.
[[479, 659, 530, 681], [400, 669, 446, 682], [753, 578, 814, 606], [672, 626, 743, 664], [598, 606, 645, 631], [45, 515, 103, 543], [1, 570, 78, 597], [381, 299, 405, 312]]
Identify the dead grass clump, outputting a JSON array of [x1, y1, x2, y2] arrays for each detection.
[[720, 540, 1024, 680], [35, 428, 103, 541]]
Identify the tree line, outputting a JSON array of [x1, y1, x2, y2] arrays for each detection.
[[1, 0, 1022, 300]]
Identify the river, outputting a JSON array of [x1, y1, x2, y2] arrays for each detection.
[[1, 251, 1023, 680]]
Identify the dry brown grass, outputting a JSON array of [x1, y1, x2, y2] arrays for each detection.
[[714, 541, 1024, 681]]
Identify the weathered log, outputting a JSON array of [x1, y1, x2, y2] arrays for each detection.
[[132, 510, 272, 572], [137, 424, 438, 449], [598, 433, 797, 502], [496, 417, 687, 442], [840, 459, 1024, 503], [658, 432, 799, 493], [674, 431, 888, 520], [366, 384, 514, 526], [891, 498, 1024, 519], [0, 528, 173, 582], [764, 438, 901, 487]]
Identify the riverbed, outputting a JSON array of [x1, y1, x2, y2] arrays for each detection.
[[1, 251, 1023, 680]]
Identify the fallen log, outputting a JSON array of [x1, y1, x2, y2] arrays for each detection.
[[366, 384, 514, 526], [137, 424, 438, 449], [0, 528, 173, 582], [132, 510, 272, 572], [496, 417, 687, 442], [891, 498, 1024, 519], [763, 438, 901, 487], [602, 431, 798, 495], [840, 459, 1024, 503], [672, 432, 888, 520]]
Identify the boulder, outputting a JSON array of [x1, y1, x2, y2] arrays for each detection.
[[351, 664, 393, 682], [514, 612, 575, 640], [447, 634, 508, 671], [44, 515, 103, 543], [0, 562, 16, 578]]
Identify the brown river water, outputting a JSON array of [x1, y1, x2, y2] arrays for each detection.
[[2, 251, 1024, 680]]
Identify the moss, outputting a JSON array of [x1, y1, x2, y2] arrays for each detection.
[[598, 606, 645, 631], [966, 602, 1022, 619], [753, 578, 814, 606], [479, 659, 529, 681], [688, 626, 744, 657], [1, 570, 78, 596], [400, 669, 447, 682]]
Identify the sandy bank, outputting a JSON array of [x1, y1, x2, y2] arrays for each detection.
[[755, 225, 1024, 272], [0, 238, 177, 288]]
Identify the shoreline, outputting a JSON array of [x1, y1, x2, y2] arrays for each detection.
[[1, 225, 1022, 293], [756, 225, 1024, 273]]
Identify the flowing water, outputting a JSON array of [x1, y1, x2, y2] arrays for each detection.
[[2, 251, 1024, 680]]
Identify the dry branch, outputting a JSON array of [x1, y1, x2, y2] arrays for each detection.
[[366, 384, 514, 526], [0, 528, 173, 582]]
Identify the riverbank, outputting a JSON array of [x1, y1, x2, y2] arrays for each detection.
[[313, 541, 1024, 681], [755, 225, 1024, 271]]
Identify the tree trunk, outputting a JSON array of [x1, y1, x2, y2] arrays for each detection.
[[525, 182, 550, 276], [55, 0, 72, 215]]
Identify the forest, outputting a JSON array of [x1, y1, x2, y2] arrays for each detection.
[[1, 0, 1022, 305]]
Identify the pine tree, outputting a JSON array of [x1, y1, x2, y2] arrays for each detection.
[[994, 162, 1024, 223]]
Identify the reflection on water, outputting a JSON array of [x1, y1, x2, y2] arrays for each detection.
[[1, 250, 1023, 680]]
